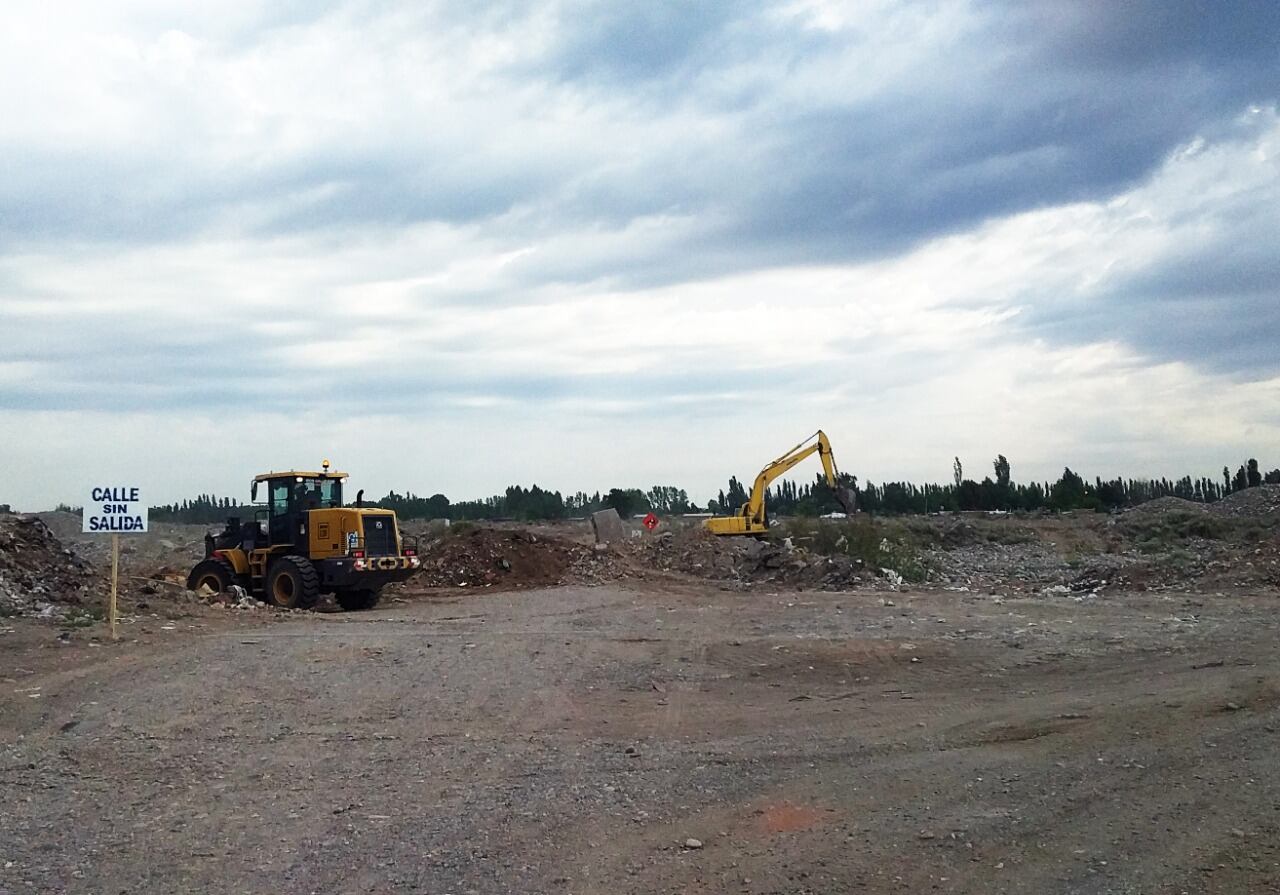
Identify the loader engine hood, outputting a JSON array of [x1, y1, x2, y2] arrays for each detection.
[[305, 508, 401, 560]]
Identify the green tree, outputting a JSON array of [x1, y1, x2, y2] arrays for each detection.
[[1049, 467, 1098, 511], [645, 485, 691, 515], [993, 455, 1010, 490], [724, 476, 749, 510], [1247, 459, 1262, 488], [1233, 464, 1248, 492], [603, 488, 648, 518]]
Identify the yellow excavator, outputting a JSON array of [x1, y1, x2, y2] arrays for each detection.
[[705, 430, 856, 536]]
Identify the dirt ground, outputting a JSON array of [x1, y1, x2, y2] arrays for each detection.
[[4, 572, 1280, 894]]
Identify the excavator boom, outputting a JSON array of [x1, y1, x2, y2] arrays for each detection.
[[705, 430, 855, 536]]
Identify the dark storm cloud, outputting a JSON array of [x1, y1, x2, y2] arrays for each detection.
[[541, 0, 1280, 272], [1006, 0, 1280, 70], [5, 0, 1276, 260], [1022, 193, 1280, 377]]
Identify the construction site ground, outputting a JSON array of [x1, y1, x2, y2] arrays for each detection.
[[3, 502, 1280, 894]]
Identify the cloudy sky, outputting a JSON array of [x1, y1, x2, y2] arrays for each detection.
[[2, 0, 1278, 510]]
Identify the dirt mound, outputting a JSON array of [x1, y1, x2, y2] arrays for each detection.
[[635, 529, 876, 590], [1209, 485, 1280, 518], [0, 515, 100, 618], [416, 527, 622, 589]]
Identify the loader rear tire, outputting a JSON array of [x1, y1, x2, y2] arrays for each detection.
[[265, 556, 320, 610], [187, 558, 239, 595]]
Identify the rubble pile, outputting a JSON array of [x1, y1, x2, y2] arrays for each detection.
[[417, 527, 620, 589], [635, 529, 877, 590], [0, 515, 100, 618], [1208, 485, 1280, 518], [925, 542, 1074, 593], [1116, 487, 1280, 521]]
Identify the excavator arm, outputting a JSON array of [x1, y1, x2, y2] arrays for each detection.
[[706, 430, 856, 536]]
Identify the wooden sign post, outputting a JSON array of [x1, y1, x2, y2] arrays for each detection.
[[110, 534, 120, 640], [83, 487, 147, 641]]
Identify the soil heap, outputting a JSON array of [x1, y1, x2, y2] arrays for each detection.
[[416, 527, 622, 589]]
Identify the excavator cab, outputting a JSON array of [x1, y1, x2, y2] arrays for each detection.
[[187, 461, 421, 611]]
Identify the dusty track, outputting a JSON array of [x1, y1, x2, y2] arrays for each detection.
[[3, 582, 1279, 893]]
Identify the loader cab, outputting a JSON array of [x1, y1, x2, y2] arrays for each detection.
[[251, 468, 347, 549]]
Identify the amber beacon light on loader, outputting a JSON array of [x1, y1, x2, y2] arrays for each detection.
[[186, 461, 420, 611], [704, 430, 857, 536]]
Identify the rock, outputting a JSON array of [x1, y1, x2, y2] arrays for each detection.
[[683, 838, 703, 849]]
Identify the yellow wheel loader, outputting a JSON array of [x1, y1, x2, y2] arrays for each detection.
[[186, 461, 420, 611], [705, 430, 856, 536]]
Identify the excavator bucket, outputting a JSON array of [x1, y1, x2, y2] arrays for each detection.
[[835, 486, 857, 516]]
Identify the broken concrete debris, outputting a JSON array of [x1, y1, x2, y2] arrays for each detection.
[[0, 515, 99, 619]]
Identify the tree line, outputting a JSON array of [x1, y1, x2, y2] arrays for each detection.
[[140, 456, 1278, 524], [151, 494, 246, 524], [377, 484, 693, 522], [754, 455, 1279, 516]]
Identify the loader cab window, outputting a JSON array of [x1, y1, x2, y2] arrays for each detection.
[[289, 477, 343, 511], [262, 476, 344, 517], [270, 482, 291, 515], [315, 478, 342, 508]]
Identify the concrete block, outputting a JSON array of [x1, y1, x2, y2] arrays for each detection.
[[590, 508, 625, 544]]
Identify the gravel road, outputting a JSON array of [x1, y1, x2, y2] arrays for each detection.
[[3, 582, 1279, 893]]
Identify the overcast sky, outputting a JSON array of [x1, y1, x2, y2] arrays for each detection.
[[2, 0, 1279, 510]]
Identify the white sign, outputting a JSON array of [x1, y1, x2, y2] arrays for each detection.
[[83, 486, 148, 533]]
